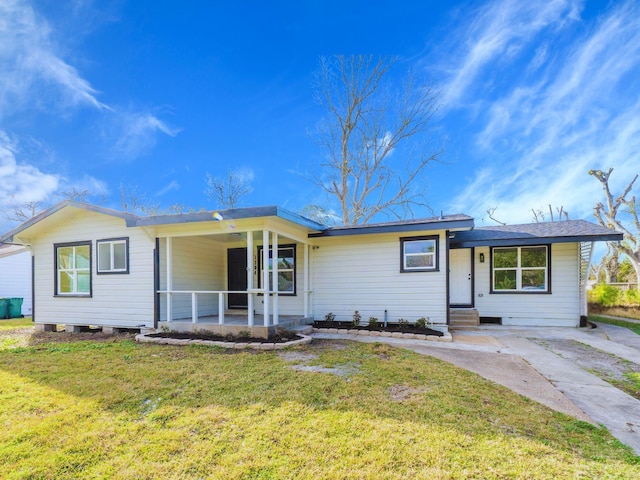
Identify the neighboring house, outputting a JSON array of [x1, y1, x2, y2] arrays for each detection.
[[0, 244, 32, 316], [0, 201, 622, 335]]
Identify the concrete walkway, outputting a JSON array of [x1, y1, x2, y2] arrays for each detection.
[[312, 324, 640, 455]]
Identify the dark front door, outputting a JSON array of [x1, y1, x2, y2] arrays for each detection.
[[227, 248, 248, 309]]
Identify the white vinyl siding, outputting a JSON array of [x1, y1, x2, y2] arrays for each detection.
[[31, 210, 155, 328], [311, 231, 447, 325], [474, 243, 580, 327], [0, 250, 32, 315]]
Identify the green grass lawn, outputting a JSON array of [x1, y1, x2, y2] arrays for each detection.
[[590, 315, 640, 335], [1, 328, 639, 479], [0, 317, 32, 331]]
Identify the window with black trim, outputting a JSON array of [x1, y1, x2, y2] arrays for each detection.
[[55, 242, 91, 296], [400, 236, 439, 272], [97, 238, 129, 274], [492, 245, 549, 292], [257, 244, 296, 294]]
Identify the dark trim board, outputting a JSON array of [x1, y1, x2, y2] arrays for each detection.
[[154, 238, 160, 328]]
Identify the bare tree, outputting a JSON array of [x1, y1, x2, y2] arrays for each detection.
[[119, 182, 148, 214], [590, 168, 640, 288], [531, 204, 569, 223], [310, 55, 442, 225], [4, 200, 42, 222], [205, 169, 253, 209], [486, 207, 506, 225]]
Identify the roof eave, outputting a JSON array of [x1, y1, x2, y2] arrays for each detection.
[[451, 233, 624, 248], [309, 218, 475, 237]]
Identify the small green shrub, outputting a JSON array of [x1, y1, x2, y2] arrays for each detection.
[[625, 288, 640, 305], [238, 330, 251, 338], [368, 317, 379, 328], [352, 310, 361, 326], [397, 319, 409, 329], [588, 284, 624, 307], [416, 317, 427, 329], [324, 312, 335, 322]]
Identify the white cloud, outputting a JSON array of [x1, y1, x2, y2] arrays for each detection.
[[438, 0, 582, 108], [156, 180, 180, 197], [0, 130, 60, 208], [446, 0, 640, 225], [0, 0, 109, 116], [111, 112, 180, 160]]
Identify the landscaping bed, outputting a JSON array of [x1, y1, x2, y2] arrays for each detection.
[[147, 330, 302, 344], [312, 320, 444, 336]]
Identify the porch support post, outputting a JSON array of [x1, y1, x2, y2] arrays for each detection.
[[191, 292, 198, 323], [272, 233, 279, 326], [304, 243, 310, 318], [166, 237, 173, 323], [218, 292, 224, 324], [262, 229, 270, 326], [247, 232, 254, 327]]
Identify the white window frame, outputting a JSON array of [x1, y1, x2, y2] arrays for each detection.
[[96, 238, 129, 274], [400, 236, 439, 272], [55, 242, 92, 296], [258, 244, 296, 295], [492, 245, 549, 293]]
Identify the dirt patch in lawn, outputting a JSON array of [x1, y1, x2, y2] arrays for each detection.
[[532, 338, 640, 400], [388, 384, 431, 402]]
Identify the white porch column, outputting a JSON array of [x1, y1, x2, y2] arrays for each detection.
[[218, 292, 225, 324], [247, 232, 254, 327], [304, 243, 310, 318], [262, 229, 270, 326], [191, 292, 198, 323], [166, 237, 173, 323], [272, 233, 279, 326]]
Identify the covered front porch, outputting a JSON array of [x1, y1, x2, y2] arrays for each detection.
[[155, 214, 315, 338]]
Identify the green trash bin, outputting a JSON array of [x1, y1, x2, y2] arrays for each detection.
[[0, 299, 9, 320], [8, 298, 23, 318]]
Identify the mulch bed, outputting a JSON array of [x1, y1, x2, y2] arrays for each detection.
[[147, 331, 303, 343], [313, 321, 443, 337]]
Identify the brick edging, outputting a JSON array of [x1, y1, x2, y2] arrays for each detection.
[[135, 333, 312, 350], [312, 327, 452, 342]]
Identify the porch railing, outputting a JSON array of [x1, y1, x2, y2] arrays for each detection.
[[157, 289, 269, 326]]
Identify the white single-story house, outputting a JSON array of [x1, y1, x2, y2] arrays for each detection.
[[0, 201, 622, 335], [0, 244, 32, 317]]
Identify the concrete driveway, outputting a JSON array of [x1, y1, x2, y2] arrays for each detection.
[[312, 322, 640, 455]]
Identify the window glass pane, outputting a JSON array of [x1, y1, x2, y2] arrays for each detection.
[[75, 246, 90, 269], [522, 269, 546, 289], [58, 247, 74, 269], [494, 270, 517, 290], [77, 272, 91, 293], [404, 240, 434, 255], [494, 248, 517, 268], [98, 243, 111, 271], [59, 271, 73, 293], [521, 247, 546, 268], [278, 271, 294, 292], [406, 254, 434, 268], [113, 242, 126, 270]]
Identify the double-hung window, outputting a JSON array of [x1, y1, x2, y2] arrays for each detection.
[[400, 236, 439, 272], [492, 246, 549, 292], [55, 242, 92, 296], [97, 238, 129, 274], [258, 245, 296, 294]]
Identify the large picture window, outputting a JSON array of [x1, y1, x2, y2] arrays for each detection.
[[492, 246, 549, 292], [258, 245, 296, 294], [97, 238, 129, 274], [400, 236, 439, 272], [55, 242, 92, 296]]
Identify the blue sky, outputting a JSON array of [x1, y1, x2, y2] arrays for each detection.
[[1, 0, 639, 231]]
